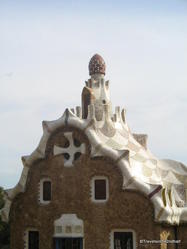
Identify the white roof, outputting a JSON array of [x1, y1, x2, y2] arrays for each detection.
[[1, 104, 187, 225]]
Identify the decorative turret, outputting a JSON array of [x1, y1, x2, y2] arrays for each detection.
[[82, 54, 112, 120], [89, 54, 106, 76]]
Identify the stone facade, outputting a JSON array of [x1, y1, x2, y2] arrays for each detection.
[[9, 127, 187, 248]]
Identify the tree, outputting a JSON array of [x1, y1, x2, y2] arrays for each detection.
[[0, 187, 10, 249]]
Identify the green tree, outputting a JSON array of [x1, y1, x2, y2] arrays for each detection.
[[0, 187, 10, 249]]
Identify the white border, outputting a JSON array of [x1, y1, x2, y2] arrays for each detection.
[[110, 229, 136, 249], [91, 176, 109, 203], [39, 178, 52, 204]]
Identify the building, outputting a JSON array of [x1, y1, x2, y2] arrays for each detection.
[[1, 54, 187, 249]]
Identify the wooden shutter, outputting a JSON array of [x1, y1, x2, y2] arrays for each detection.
[[43, 181, 51, 201], [94, 179, 106, 200]]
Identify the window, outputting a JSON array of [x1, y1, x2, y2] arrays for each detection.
[[95, 179, 106, 200], [28, 231, 39, 249], [43, 181, 51, 201], [114, 232, 133, 249], [110, 230, 136, 249], [91, 176, 109, 203], [39, 178, 52, 204], [54, 238, 83, 249]]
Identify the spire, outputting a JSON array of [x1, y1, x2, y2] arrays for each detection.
[[82, 54, 111, 120], [88, 54, 106, 76]]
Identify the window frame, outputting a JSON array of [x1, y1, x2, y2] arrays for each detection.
[[91, 176, 109, 203], [110, 229, 136, 249], [39, 178, 52, 204]]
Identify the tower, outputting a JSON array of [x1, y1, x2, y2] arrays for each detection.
[[82, 54, 112, 120]]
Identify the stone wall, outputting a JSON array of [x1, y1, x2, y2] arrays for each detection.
[[10, 128, 187, 249]]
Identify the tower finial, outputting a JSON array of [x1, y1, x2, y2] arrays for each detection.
[[88, 54, 106, 76]]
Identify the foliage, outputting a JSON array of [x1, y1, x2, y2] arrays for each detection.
[[0, 187, 4, 210], [0, 187, 10, 249]]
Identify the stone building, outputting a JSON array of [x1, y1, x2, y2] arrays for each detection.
[[1, 54, 187, 249]]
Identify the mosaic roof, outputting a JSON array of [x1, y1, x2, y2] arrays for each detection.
[[88, 54, 106, 76]]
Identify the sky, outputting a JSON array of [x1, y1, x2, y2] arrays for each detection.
[[0, 0, 187, 189]]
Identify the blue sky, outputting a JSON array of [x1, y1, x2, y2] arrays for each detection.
[[0, 0, 187, 189]]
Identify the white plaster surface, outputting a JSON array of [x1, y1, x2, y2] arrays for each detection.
[[54, 214, 84, 238], [53, 132, 86, 167]]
